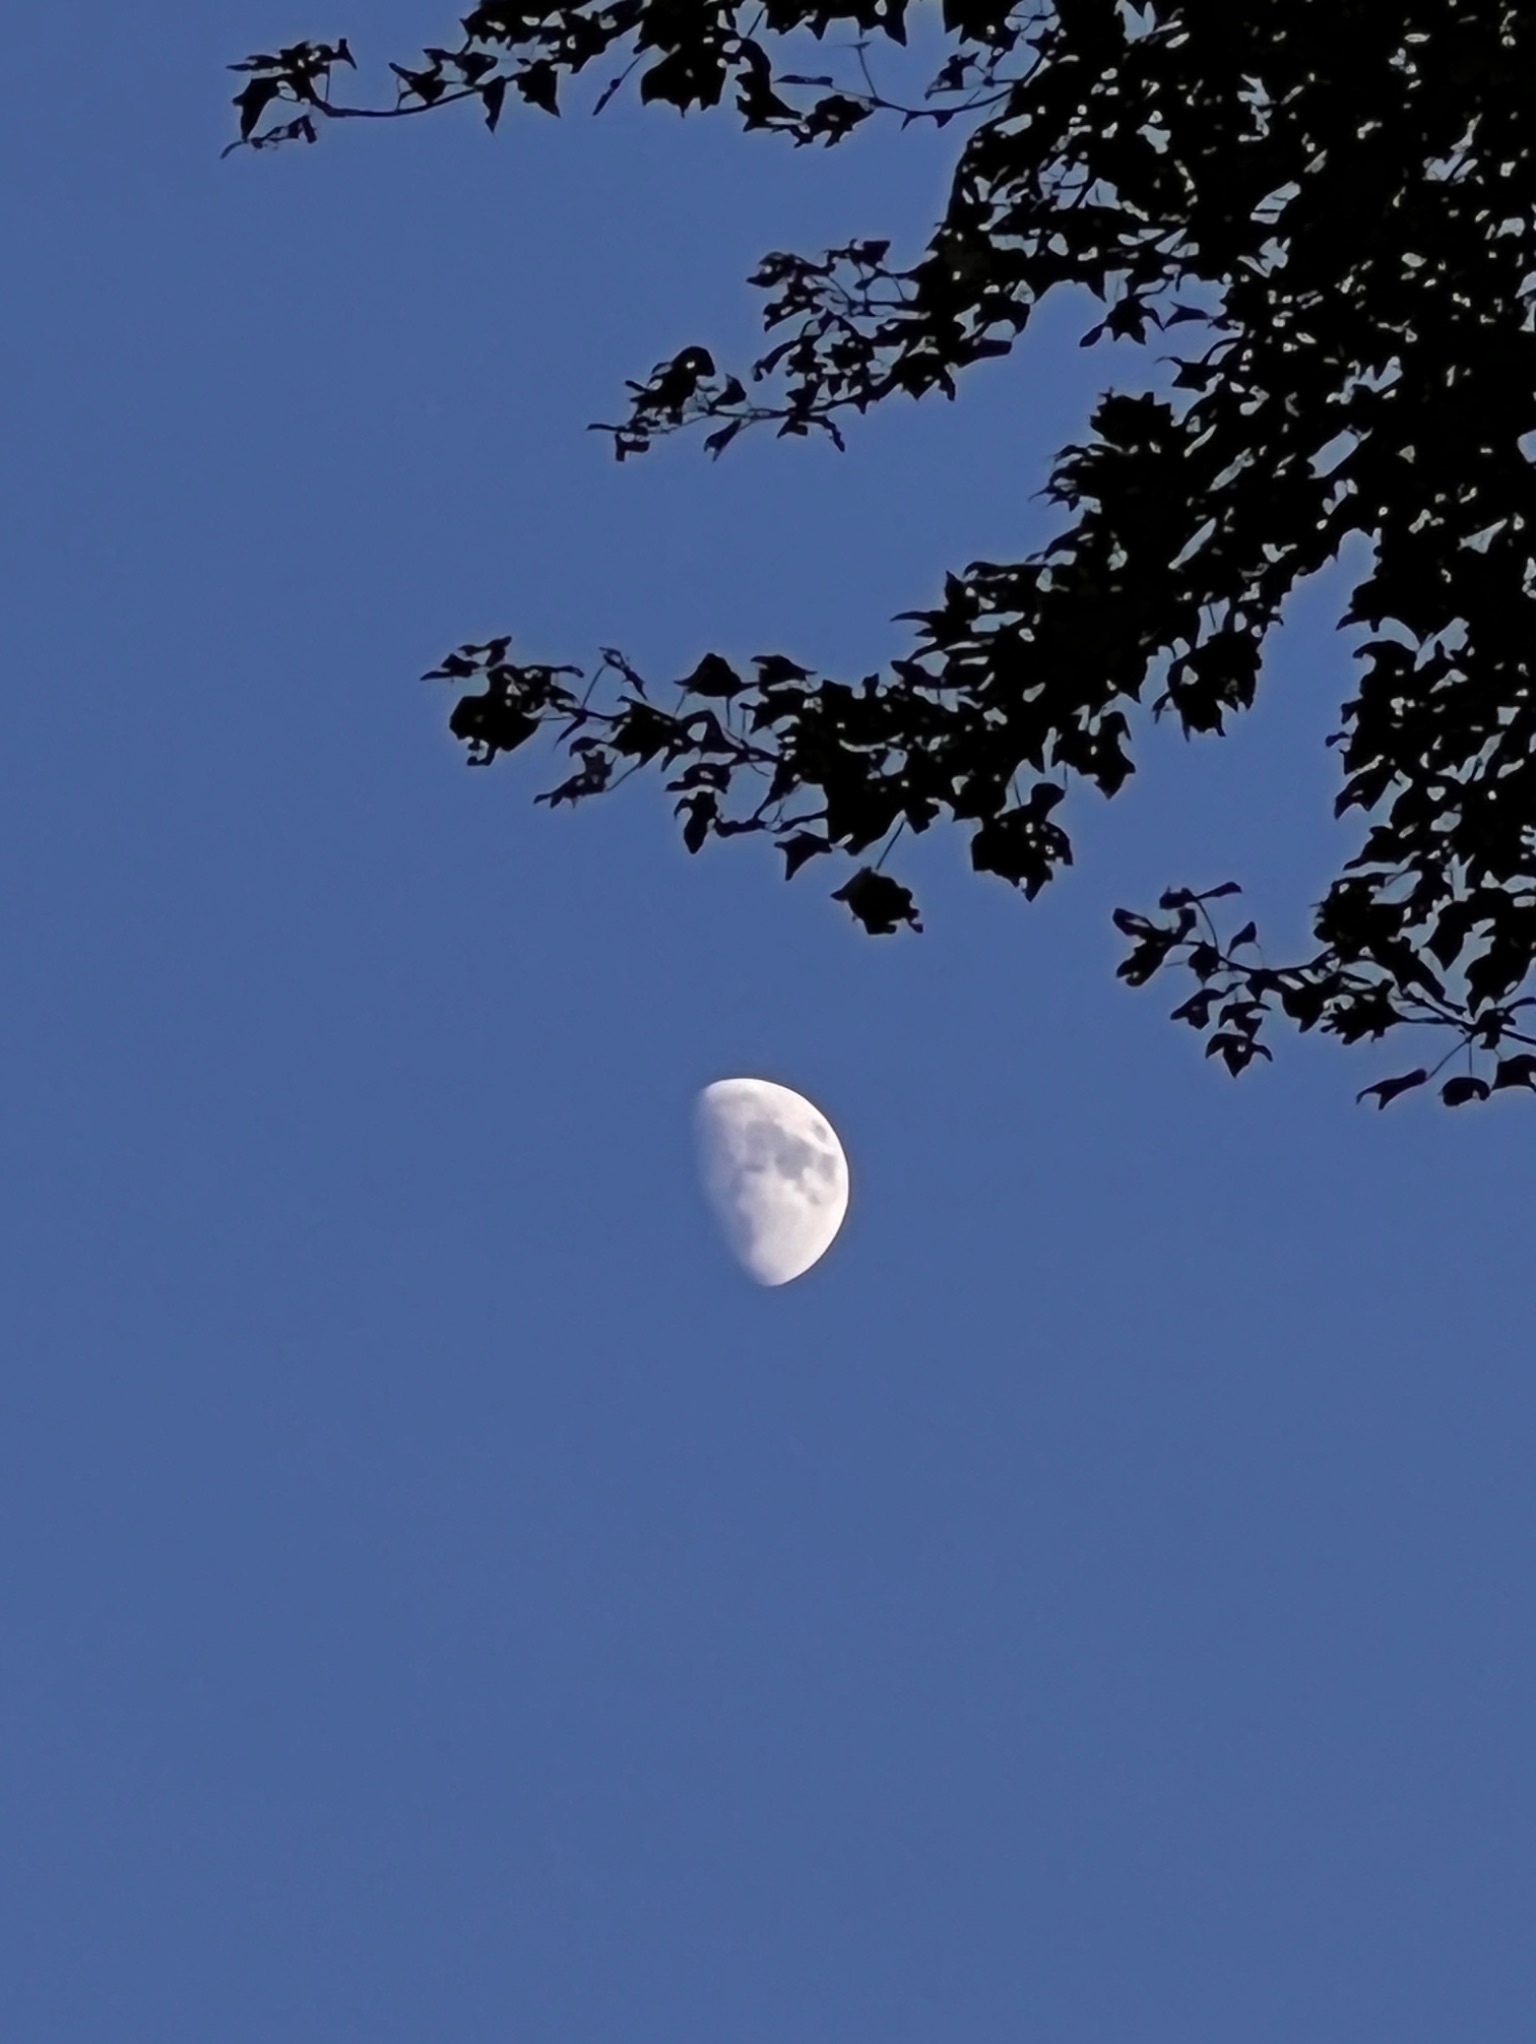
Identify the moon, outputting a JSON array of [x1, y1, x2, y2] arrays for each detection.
[[695, 1078, 851, 1285]]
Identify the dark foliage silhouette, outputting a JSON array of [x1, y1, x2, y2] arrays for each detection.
[[229, 3, 1536, 1106]]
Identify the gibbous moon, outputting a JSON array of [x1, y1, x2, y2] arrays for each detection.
[[695, 1078, 850, 1285]]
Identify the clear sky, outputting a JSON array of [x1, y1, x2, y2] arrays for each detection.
[[3, 6, 1534, 2040]]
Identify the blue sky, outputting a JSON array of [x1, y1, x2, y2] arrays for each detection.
[[2, 6, 1533, 2039]]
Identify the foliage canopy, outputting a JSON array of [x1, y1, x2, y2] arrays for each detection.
[[230, 2, 1536, 1108]]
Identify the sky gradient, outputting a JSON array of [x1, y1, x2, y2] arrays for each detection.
[[2, 7, 1534, 2039]]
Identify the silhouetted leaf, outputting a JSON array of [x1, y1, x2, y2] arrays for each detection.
[[1356, 1070, 1429, 1111], [679, 792, 717, 853], [1206, 1033, 1273, 1075], [481, 75, 508, 129], [234, 77, 282, 138], [1171, 988, 1220, 1029], [679, 653, 743, 698], [832, 868, 921, 935], [753, 654, 813, 687], [516, 61, 558, 114], [449, 693, 535, 760], [782, 831, 830, 880], [1441, 1075, 1491, 1108]]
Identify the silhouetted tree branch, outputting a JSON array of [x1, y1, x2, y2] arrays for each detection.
[[229, 3, 1536, 1107]]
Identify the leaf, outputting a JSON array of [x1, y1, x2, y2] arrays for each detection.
[[639, 47, 724, 111], [1171, 988, 1220, 1029], [1356, 1068, 1429, 1110], [1441, 1075, 1491, 1107], [482, 76, 509, 130], [753, 654, 813, 687], [1277, 975, 1327, 1030], [424, 652, 478, 680], [516, 61, 559, 115], [679, 793, 717, 854], [447, 692, 536, 760], [234, 77, 282, 140], [390, 62, 446, 105], [1116, 930, 1180, 986], [679, 653, 744, 698], [704, 420, 743, 458], [1187, 943, 1221, 981], [782, 831, 830, 880], [832, 868, 922, 936], [1492, 1054, 1536, 1092], [969, 799, 1070, 898], [1206, 1033, 1273, 1074]]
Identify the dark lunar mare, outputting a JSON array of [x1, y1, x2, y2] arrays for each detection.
[[229, 3, 1536, 1107]]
